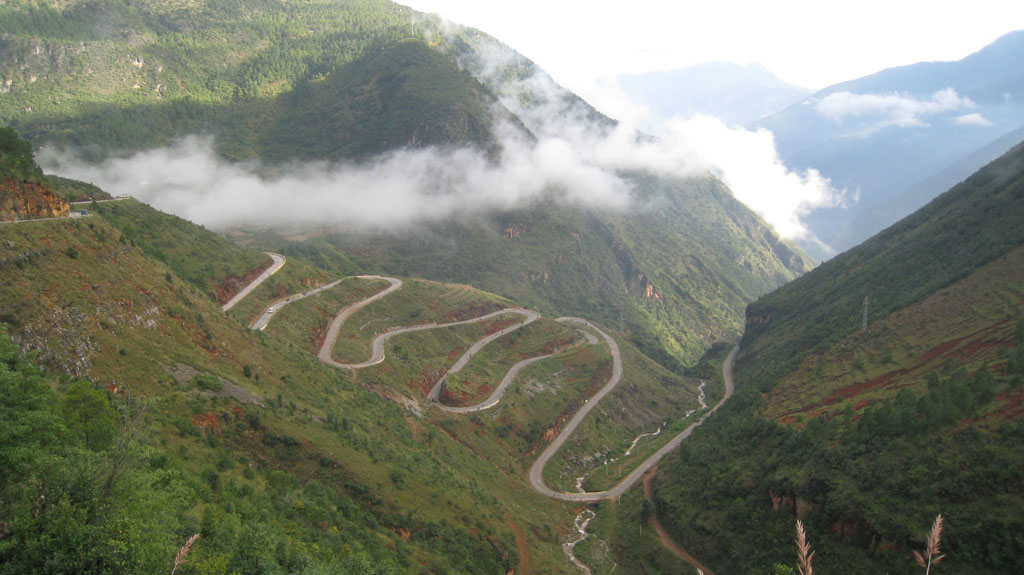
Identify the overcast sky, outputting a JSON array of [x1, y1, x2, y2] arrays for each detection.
[[402, 0, 1024, 111]]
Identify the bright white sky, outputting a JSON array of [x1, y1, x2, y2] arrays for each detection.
[[401, 0, 1024, 106]]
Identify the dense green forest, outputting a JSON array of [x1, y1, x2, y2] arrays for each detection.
[[0, 125, 43, 181], [652, 354, 1023, 574], [0, 0, 498, 160]]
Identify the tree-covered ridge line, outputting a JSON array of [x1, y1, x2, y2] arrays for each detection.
[[638, 138, 1024, 575], [0, 0, 511, 160], [0, 125, 43, 181]]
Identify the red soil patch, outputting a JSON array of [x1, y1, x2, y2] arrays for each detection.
[[439, 387, 470, 405], [506, 516, 531, 575], [643, 468, 717, 575], [192, 411, 221, 435], [409, 367, 443, 397], [824, 321, 1012, 408], [213, 258, 272, 304], [914, 320, 1011, 366], [993, 390, 1024, 422], [444, 301, 506, 323], [835, 368, 908, 400], [483, 316, 520, 335]]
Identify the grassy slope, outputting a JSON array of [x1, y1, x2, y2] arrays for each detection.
[[223, 253, 341, 326], [739, 140, 1024, 390], [0, 199, 723, 573], [93, 199, 269, 299], [0, 211, 528, 573], [641, 141, 1024, 575]]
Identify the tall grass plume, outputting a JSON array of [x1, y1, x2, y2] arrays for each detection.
[[795, 519, 814, 575], [170, 533, 200, 575], [913, 514, 944, 574]]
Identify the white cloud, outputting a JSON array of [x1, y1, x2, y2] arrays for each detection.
[[458, 36, 843, 243], [656, 116, 843, 241], [954, 112, 994, 126], [41, 33, 843, 248], [40, 133, 632, 232], [814, 87, 976, 130]]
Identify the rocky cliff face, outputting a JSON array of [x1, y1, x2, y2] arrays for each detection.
[[0, 180, 69, 221]]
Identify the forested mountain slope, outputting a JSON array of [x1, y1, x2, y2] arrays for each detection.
[[640, 140, 1024, 575], [0, 0, 498, 160], [2, 0, 811, 370]]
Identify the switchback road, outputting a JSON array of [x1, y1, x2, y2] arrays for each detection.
[[249, 272, 737, 502], [221, 253, 286, 312]]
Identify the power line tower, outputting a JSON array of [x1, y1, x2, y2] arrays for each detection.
[[862, 296, 869, 333]]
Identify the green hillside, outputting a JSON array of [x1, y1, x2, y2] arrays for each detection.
[[243, 173, 809, 371], [0, 0, 498, 160], [740, 139, 1024, 389], [1, 0, 812, 371], [0, 1, 831, 570], [0, 203, 529, 573], [636, 141, 1024, 574], [0, 175, 729, 573]]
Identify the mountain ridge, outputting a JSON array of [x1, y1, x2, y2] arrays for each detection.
[[636, 132, 1024, 575], [756, 30, 1024, 257], [617, 62, 812, 129]]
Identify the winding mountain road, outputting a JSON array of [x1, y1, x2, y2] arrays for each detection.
[[247, 271, 737, 503], [221, 253, 286, 312], [249, 277, 349, 331]]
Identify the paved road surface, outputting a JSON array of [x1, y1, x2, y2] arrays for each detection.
[[529, 345, 738, 502], [426, 309, 539, 403], [221, 253, 286, 312], [244, 269, 739, 503], [249, 277, 348, 331]]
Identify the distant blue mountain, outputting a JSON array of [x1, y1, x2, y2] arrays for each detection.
[[616, 62, 812, 130], [756, 30, 1024, 257]]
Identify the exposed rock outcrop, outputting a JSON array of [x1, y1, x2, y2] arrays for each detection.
[[0, 179, 69, 221], [746, 309, 774, 325], [212, 258, 273, 304], [769, 489, 818, 519], [637, 273, 663, 302], [504, 223, 527, 239]]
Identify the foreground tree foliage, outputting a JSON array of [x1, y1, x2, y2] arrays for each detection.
[[0, 327, 506, 574], [0, 125, 43, 182]]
